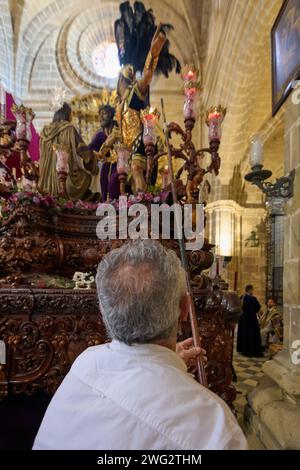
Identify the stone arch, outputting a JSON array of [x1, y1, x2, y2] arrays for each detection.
[[0, 0, 14, 91], [15, 0, 198, 100]]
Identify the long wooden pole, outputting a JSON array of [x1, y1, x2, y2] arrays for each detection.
[[161, 98, 207, 387]]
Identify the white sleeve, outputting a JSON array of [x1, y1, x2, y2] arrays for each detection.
[[222, 427, 248, 450]]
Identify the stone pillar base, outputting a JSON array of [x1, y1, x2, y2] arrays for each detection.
[[244, 371, 300, 449], [244, 404, 280, 450]]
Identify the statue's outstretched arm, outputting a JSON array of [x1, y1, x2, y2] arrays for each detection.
[[97, 127, 121, 159], [138, 24, 166, 96]]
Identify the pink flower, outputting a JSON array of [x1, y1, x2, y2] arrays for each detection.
[[33, 196, 41, 205], [64, 200, 74, 209], [44, 195, 55, 206], [144, 193, 153, 202], [85, 202, 95, 210], [75, 200, 85, 209]]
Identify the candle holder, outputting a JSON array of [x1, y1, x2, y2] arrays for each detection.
[[206, 106, 226, 143], [152, 99, 226, 203], [141, 107, 160, 184], [181, 65, 200, 133], [11, 105, 38, 188], [245, 165, 295, 199], [249, 134, 264, 169], [204, 106, 227, 176], [115, 143, 130, 195], [53, 143, 70, 197], [245, 134, 294, 199], [160, 165, 171, 190], [12, 104, 35, 143]]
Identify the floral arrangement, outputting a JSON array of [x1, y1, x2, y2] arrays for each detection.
[[0, 272, 75, 289], [0, 190, 169, 221], [0, 191, 100, 220], [105, 192, 163, 211]]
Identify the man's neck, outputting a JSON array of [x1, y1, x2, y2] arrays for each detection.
[[151, 337, 177, 353]]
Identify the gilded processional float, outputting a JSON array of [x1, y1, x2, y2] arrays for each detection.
[[0, 2, 241, 409]]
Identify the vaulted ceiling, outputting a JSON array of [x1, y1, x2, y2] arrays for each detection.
[[0, 1, 203, 94]]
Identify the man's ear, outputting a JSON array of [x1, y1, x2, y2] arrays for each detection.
[[179, 293, 189, 322]]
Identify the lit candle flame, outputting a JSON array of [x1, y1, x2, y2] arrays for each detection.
[[181, 65, 198, 83], [142, 107, 160, 122]]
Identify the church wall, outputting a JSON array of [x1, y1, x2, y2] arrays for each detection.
[[283, 95, 300, 353], [200, 0, 300, 449], [244, 94, 300, 451], [200, 0, 288, 314], [202, 0, 283, 186], [235, 210, 266, 304]]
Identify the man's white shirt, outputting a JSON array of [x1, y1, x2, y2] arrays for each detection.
[[33, 340, 247, 450]]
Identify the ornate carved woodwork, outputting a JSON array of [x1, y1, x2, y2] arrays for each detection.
[[0, 289, 106, 396], [0, 286, 239, 407], [0, 206, 216, 276], [0, 206, 241, 409]]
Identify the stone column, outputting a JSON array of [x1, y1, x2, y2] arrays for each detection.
[[206, 200, 266, 302], [245, 95, 300, 449]]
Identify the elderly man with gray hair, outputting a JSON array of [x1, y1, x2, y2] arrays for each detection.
[[33, 240, 246, 450]]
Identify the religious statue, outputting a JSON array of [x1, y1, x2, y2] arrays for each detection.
[[38, 102, 98, 200], [98, 1, 181, 194], [99, 30, 164, 193], [88, 105, 120, 202], [0, 149, 16, 196]]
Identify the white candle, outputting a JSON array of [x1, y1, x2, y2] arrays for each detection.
[[250, 135, 263, 168], [0, 81, 6, 122]]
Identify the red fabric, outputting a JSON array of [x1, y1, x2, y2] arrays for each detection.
[[4, 93, 40, 178], [6, 92, 40, 162]]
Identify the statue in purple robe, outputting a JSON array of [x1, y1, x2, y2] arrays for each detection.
[[88, 105, 120, 202]]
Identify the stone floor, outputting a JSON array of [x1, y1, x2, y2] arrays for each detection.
[[232, 337, 268, 429]]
